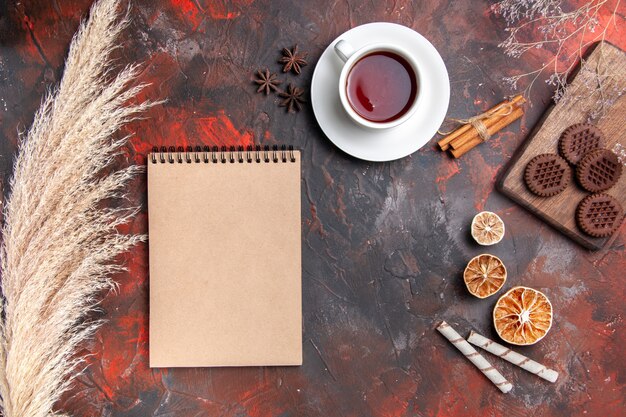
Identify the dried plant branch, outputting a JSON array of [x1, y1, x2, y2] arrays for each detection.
[[493, 0, 624, 118], [0, 0, 160, 416]]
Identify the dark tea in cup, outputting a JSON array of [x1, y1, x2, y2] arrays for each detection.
[[345, 51, 419, 123]]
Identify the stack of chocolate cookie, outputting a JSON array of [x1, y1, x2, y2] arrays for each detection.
[[524, 123, 624, 238]]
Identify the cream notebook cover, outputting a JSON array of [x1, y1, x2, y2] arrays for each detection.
[[148, 146, 301, 367]]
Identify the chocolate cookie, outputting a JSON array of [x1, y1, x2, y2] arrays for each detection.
[[576, 193, 624, 238], [558, 123, 604, 165], [576, 149, 622, 192], [524, 153, 570, 197]]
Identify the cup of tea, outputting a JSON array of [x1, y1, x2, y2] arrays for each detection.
[[334, 40, 421, 129]]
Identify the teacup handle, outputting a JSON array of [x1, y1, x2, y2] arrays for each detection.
[[334, 40, 355, 62]]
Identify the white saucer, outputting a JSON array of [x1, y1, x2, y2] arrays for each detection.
[[311, 22, 450, 162]]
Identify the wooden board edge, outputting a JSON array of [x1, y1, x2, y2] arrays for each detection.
[[496, 100, 558, 191]]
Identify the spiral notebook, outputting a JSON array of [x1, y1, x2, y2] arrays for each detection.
[[148, 146, 302, 367]]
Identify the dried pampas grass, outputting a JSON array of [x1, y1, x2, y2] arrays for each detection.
[[0, 0, 158, 416]]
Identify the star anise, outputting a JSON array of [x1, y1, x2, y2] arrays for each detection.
[[279, 44, 308, 75], [278, 83, 305, 113], [254, 68, 281, 95]]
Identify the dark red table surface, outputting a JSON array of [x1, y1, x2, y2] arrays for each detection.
[[1, 1, 625, 416]]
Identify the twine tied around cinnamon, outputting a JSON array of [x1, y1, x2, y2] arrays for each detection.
[[438, 99, 515, 142], [436, 95, 526, 158]]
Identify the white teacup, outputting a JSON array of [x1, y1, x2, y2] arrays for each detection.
[[334, 40, 421, 130]]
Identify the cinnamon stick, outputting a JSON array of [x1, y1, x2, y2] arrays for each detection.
[[438, 95, 525, 151], [449, 113, 506, 151], [448, 95, 526, 151], [450, 107, 524, 158], [438, 124, 473, 151]]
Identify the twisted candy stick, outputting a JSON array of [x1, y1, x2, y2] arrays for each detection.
[[437, 321, 513, 393], [468, 331, 558, 383]]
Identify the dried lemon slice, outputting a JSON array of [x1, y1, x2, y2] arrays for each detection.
[[471, 211, 505, 245], [463, 254, 507, 298], [493, 286, 553, 346]]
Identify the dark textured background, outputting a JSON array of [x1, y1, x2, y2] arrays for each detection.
[[1, 1, 625, 416]]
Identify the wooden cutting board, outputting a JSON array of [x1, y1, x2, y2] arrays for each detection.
[[498, 42, 626, 250]]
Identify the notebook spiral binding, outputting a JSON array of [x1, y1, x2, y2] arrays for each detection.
[[151, 145, 297, 164]]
